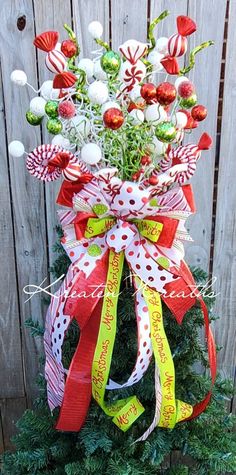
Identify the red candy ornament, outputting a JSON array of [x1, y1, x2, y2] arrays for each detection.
[[140, 83, 157, 104], [179, 109, 198, 129], [103, 108, 124, 130], [178, 80, 195, 98], [58, 101, 76, 119], [34, 31, 59, 52], [53, 71, 77, 89], [156, 82, 177, 106], [160, 56, 180, 75], [191, 105, 208, 121], [61, 39, 77, 58], [168, 16, 197, 58]]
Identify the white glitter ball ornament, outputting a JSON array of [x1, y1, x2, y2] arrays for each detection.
[[145, 104, 167, 124], [10, 70, 27, 86], [51, 134, 71, 149], [8, 140, 25, 157], [93, 60, 107, 80], [88, 81, 109, 105], [88, 21, 103, 39], [174, 111, 188, 129], [129, 85, 141, 102], [40, 80, 60, 100], [129, 109, 144, 125], [81, 143, 102, 165], [72, 115, 91, 137], [155, 37, 169, 55], [147, 50, 164, 71], [29, 97, 46, 117], [78, 58, 94, 80]]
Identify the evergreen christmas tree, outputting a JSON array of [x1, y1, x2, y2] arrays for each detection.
[[2, 231, 236, 475]]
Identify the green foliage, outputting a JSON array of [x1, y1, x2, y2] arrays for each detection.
[[2, 234, 236, 475]]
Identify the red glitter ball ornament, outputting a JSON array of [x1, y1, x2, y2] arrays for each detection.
[[156, 82, 177, 106], [140, 83, 157, 104], [103, 108, 124, 130], [61, 39, 77, 58], [191, 104, 207, 121], [58, 101, 76, 119], [178, 80, 195, 98]]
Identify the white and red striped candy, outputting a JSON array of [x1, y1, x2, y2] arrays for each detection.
[[45, 49, 66, 74], [26, 144, 74, 182], [62, 156, 82, 182], [168, 34, 187, 57]]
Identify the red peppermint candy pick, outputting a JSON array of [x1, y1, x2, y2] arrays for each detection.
[[34, 31, 59, 52], [160, 56, 180, 75], [53, 71, 77, 89], [177, 16, 197, 37]]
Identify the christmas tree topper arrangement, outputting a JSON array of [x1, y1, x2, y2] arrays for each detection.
[[9, 11, 216, 441]]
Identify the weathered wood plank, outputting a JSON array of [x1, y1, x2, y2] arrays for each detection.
[[212, 0, 236, 382], [0, 0, 48, 403], [111, 0, 148, 50], [0, 397, 27, 451], [0, 67, 25, 398], [185, 0, 227, 270], [33, 0, 72, 271], [73, 0, 110, 57]]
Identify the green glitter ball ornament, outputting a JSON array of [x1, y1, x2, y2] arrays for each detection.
[[155, 121, 177, 143], [178, 94, 197, 109], [45, 101, 58, 118], [46, 118, 63, 135], [26, 110, 43, 126], [100, 50, 121, 75]]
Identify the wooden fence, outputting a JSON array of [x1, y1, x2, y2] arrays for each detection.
[[0, 0, 235, 463]]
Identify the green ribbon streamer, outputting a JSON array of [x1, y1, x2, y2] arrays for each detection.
[[148, 10, 170, 52], [179, 40, 214, 75]]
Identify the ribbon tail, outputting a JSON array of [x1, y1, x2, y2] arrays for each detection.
[[56, 299, 103, 431]]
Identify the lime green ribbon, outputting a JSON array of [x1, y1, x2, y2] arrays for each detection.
[[92, 250, 145, 431], [84, 216, 163, 243]]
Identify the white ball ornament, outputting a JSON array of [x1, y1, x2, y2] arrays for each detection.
[[51, 134, 71, 149], [147, 51, 164, 71], [10, 70, 27, 86], [72, 115, 91, 137], [8, 140, 25, 157], [78, 58, 94, 80], [174, 76, 189, 90], [174, 111, 188, 129], [155, 37, 169, 55], [129, 109, 144, 125], [152, 136, 168, 156], [88, 21, 103, 39], [88, 81, 109, 105], [93, 60, 107, 80], [29, 97, 46, 117], [129, 85, 141, 102], [81, 143, 102, 165], [40, 80, 60, 100], [101, 101, 121, 115], [145, 104, 167, 124]]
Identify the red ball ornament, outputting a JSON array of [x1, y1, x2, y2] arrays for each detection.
[[178, 80, 195, 98], [58, 100, 76, 119], [149, 175, 159, 185], [132, 171, 141, 181], [103, 108, 124, 130], [140, 83, 157, 104], [61, 39, 77, 58], [141, 155, 152, 165], [191, 104, 207, 121], [156, 82, 177, 106]]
